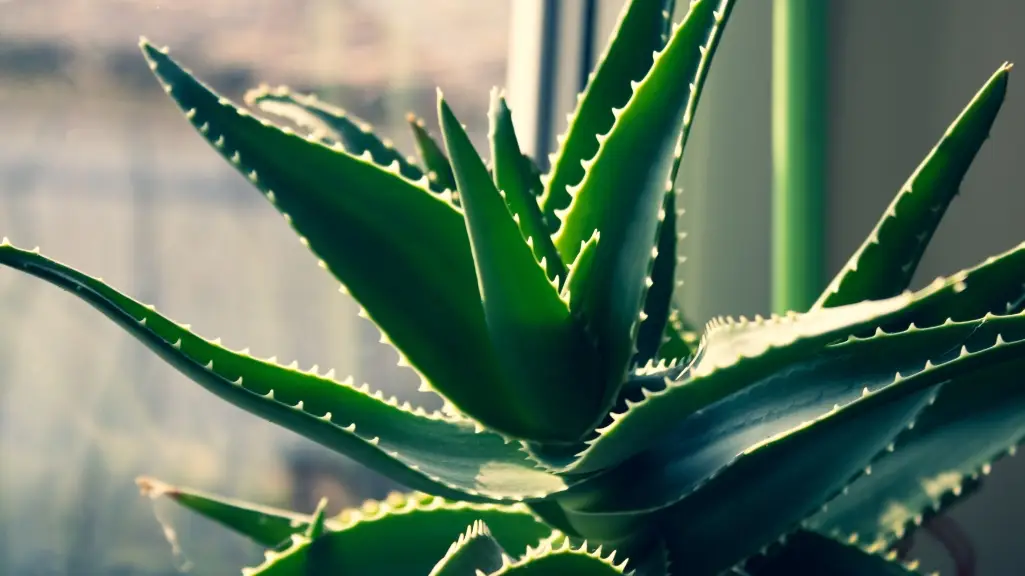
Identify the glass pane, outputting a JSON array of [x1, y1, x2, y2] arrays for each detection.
[[0, 1, 510, 574]]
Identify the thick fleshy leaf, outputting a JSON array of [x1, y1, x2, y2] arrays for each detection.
[[554, 316, 1014, 512], [533, 277, 964, 475], [527, 311, 1025, 548], [652, 381, 939, 575], [559, 244, 1025, 506], [429, 520, 507, 576], [635, 187, 679, 364], [551, 0, 735, 417], [808, 350, 1025, 550], [489, 91, 565, 282], [243, 84, 437, 189], [438, 95, 600, 441], [814, 63, 1011, 309], [407, 112, 458, 192], [876, 239, 1025, 331], [744, 530, 925, 576], [137, 477, 310, 548], [540, 0, 679, 232], [279, 498, 549, 575], [143, 485, 549, 575], [140, 40, 556, 441], [0, 243, 575, 502]]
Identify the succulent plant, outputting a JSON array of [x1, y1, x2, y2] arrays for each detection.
[[1, 0, 1022, 574]]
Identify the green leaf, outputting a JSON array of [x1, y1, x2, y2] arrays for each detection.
[[407, 112, 458, 192], [550, 0, 735, 418], [876, 239, 1025, 331], [527, 310, 1025, 548], [561, 240, 1025, 494], [0, 243, 575, 502], [139, 40, 552, 441], [552, 320, 978, 512], [536, 277, 960, 475], [744, 530, 925, 576], [438, 94, 600, 440], [653, 373, 940, 575], [814, 63, 1011, 309], [489, 90, 565, 282], [635, 186, 679, 364], [271, 497, 551, 574], [483, 536, 629, 576], [807, 344, 1025, 550], [610, 314, 1025, 574], [540, 0, 680, 232], [243, 84, 437, 189], [429, 520, 508, 576], [137, 477, 310, 548], [142, 484, 550, 574]]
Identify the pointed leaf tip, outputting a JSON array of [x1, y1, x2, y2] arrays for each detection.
[[549, 0, 736, 431], [439, 96, 602, 441], [815, 62, 1011, 309], [140, 42, 572, 441], [0, 242, 578, 502]]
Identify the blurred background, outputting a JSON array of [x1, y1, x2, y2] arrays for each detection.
[[0, 1, 1022, 575]]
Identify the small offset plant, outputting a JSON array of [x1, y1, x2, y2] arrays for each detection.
[[2, 0, 1023, 574]]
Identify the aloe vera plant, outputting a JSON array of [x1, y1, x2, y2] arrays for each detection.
[[2, 0, 1022, 574]]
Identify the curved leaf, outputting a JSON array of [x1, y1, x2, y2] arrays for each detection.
[[815, 63, 1011, 309], [652, 379, 939, 575], [535, 278, 959, 474], [407, 112, 458, 192], [137, 477, 309, 548], [744, 530, 925, 576], [438, 96, 601, 441], [808, 352, 1025, 550], [429, 520, 508, 576], [140, 40, 548, 440], [489, 91, 565, 282], [552, 317, 1001, 514], [526, 311, 1025, 548], [142, 484, 549, 575], [551, 0, 736, 419], [877, 239, 1025, 331], [243, 84, 435, 189], [0, 243, 574, 502], [540, 0, 679, 232], [288, 497, 550, 575]]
